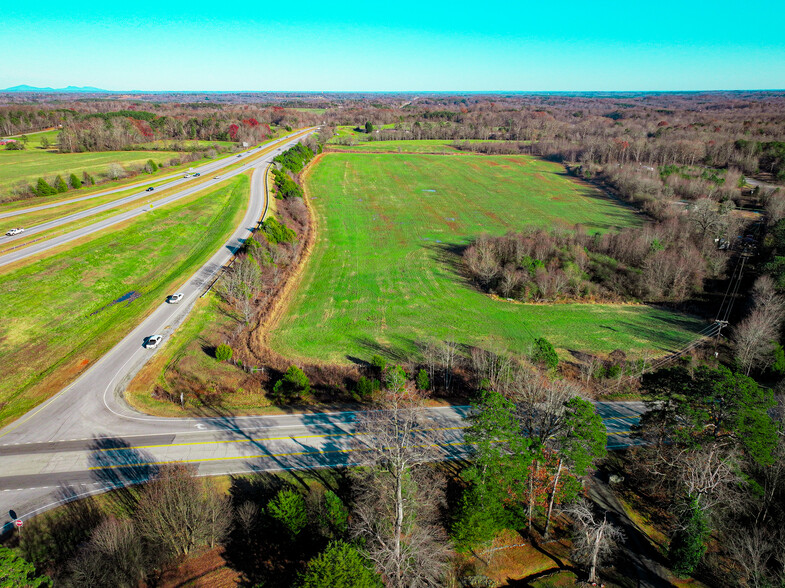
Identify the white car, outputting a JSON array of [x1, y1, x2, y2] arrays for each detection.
[[145, 335, 163, 349], [183, 174, 191, 178], [5, 228, 24, 236], [166, 293, 184, 304], [213, 175, 220, 179]]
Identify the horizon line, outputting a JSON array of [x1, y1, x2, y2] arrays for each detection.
[[3, 87, 785, 95]]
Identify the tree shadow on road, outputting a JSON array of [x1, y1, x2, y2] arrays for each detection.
[[87, 435, 159, 515]]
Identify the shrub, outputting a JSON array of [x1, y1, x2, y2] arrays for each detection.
[[415, 368, 430, 391], [533, 337, 559, 369], [262, 216, 297, 245], [145, 159, 158, 173], [272, 365, 310, 401], [354, 376, 379, 400], [215, 344, 232, 362], [370, 354, 387, 375], [68, 173, 82, 189]]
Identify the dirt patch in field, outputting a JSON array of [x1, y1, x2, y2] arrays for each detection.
[[158, 547, 240, 588]]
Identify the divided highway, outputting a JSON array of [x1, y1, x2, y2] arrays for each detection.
[[0, 129, 315, 267], [0, 139, 288, 221]]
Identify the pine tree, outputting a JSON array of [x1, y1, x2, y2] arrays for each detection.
[[35, 177, 55, 196], [54, 175, 68, 193], [69, 173, 82, 189]]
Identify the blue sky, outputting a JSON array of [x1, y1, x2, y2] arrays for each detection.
[[3, 0, 784, 91]]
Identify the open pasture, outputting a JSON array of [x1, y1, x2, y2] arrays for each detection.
[[270, 153, 703, 363]]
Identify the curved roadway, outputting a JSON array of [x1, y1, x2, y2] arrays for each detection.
[[0, 130, 647, 531]]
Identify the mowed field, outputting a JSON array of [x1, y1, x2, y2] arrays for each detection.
[[0, 148, 183, 195], [0, 175, 249, 427], [270, 153, 704, 363]]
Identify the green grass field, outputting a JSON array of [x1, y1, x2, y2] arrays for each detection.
[[0, 148, 184, 196], [270, 153, 703, 363], [0, 175, 249, 427]]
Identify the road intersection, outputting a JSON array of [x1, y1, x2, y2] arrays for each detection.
[[0, 128, 646, 532]]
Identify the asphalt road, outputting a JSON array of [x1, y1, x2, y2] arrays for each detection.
[[0, 130, 315, 267], [0, 128, 646, 530], [0, 148, 255, 222]]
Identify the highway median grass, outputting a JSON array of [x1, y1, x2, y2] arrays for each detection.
[[0, 175, 250, 428], [269, 153, 704, 364]]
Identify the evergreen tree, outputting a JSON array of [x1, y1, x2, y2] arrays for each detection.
[[415, 368, 430, 391], [68, 173, 82, 189], [533, 337, 559, 369], [669, 498, 709, 577], [272, 365, 310, 401], [0, 546, 51, 587], [267, 488, 308, 540], [34, 177, 55, 196], [299, 541, 381, 588], [53, 175, 68, 193]]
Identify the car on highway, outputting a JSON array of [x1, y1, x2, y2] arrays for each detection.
[[193, 172, 201, 177], [144, 335, 163, 349], [236, 154, 242, 158], [5, 228, 24, 236], [183, 174, 191, 178], [146, 187, 154, 192], [214, 175, 220, 179], [166, 292, 184, 304]]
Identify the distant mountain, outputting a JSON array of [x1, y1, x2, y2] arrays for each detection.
[[1, 85, 111, 93]]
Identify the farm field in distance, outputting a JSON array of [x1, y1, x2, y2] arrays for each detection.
[[270, 152, 704, 363], [0, 175, 248, 427], [0, 147, 186, 195], [327, 138, 519, 153]]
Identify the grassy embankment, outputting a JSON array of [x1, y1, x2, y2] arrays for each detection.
[[270, 152, 704, 363], [0, 175, 249, 428]]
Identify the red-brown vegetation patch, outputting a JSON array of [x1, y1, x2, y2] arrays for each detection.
[[156, 547, 240, 588]]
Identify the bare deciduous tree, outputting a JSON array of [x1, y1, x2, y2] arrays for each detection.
[[68, 517, 147, 588], [352, 387, 450, 587], [218, 254, 261, 323], [136, 464, 232, 558], [566, 499, 624, 584], [437, 339, 458, 393], [106, 163, 125, 180], [727, 527, 773, 588], [733, 276, 785, 375]]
